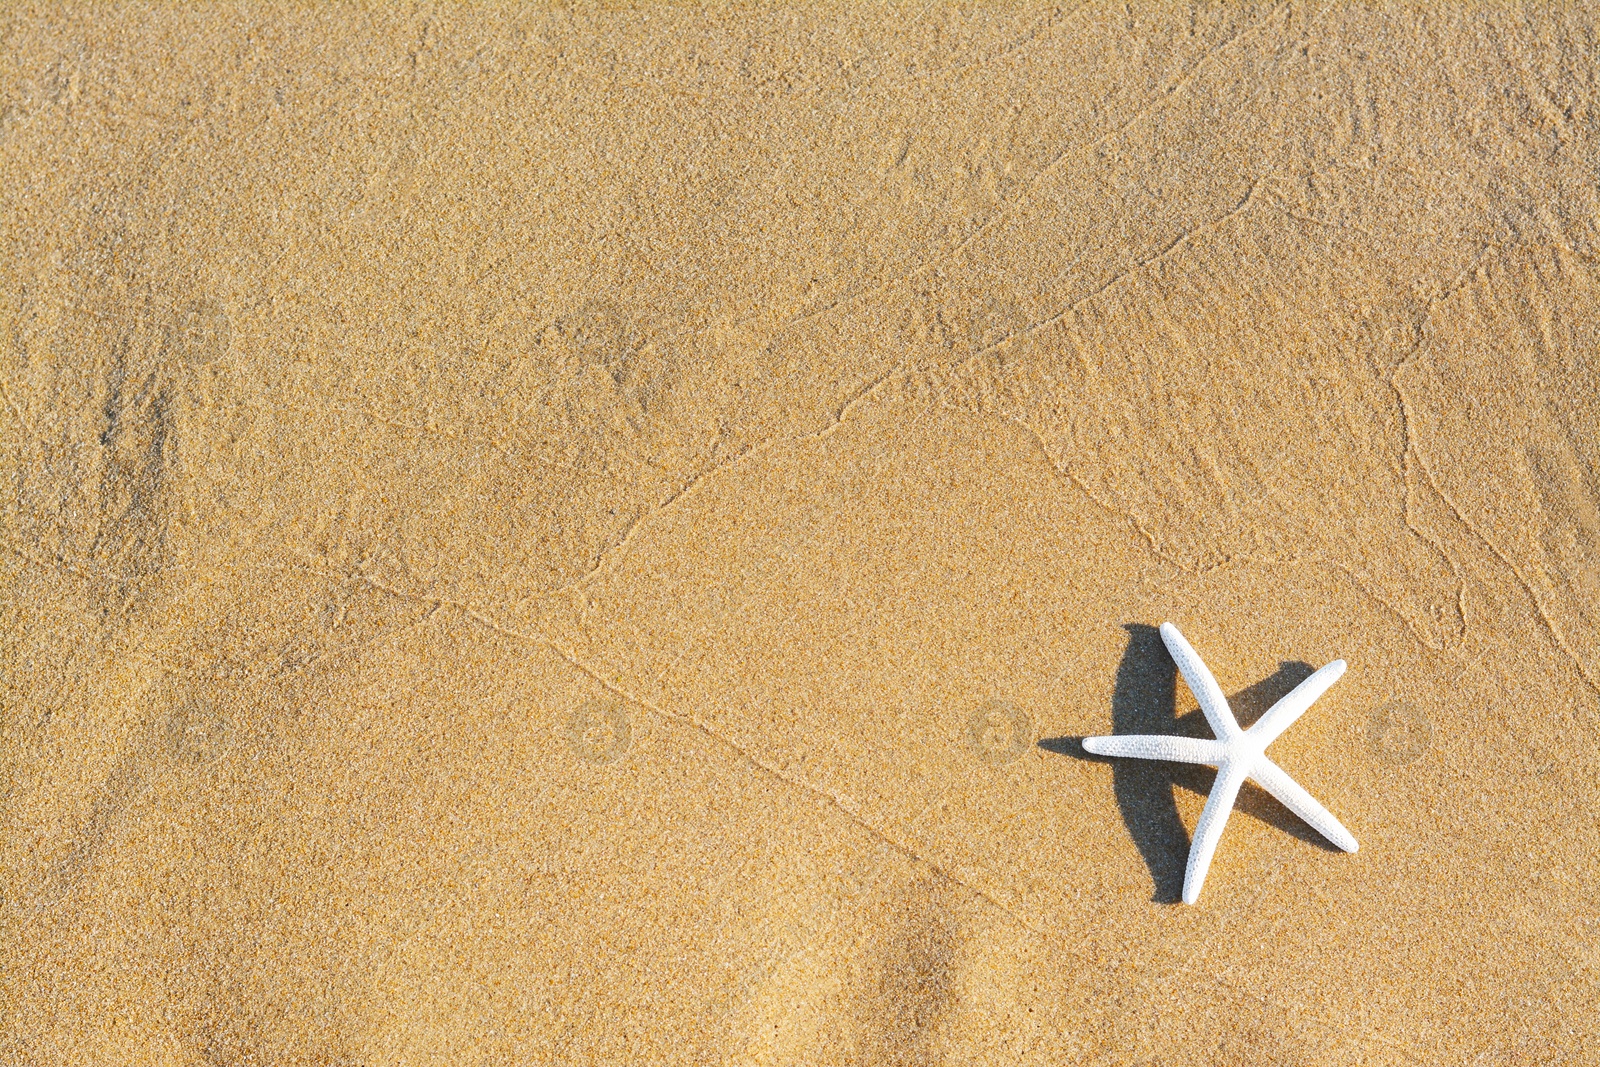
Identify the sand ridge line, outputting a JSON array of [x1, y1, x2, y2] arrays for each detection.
[[284, 548, 1082, 958], [770, 1, 1298, 343], [525, 362, 901, 607], [1389, 234, 1600, 696], [968, 174, 1270, 366]]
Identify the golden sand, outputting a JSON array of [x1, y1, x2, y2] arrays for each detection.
[[3, 4, 1597, 1063]]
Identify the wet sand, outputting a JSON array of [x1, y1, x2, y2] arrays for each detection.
[[3, 5, 1598, 1064]]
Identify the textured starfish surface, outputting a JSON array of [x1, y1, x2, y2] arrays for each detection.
[[1084, 622, 1359, 905]]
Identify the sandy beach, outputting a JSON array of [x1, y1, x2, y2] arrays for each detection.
[[3, 4, 1597, 1063]]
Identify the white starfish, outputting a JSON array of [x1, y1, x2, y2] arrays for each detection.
[[1084, 622, 1359, 904]]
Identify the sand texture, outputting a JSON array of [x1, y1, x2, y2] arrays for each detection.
[[3, 4, 1599, 1064]]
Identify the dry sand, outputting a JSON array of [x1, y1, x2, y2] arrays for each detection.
[[3, 4, 1598, 1064]]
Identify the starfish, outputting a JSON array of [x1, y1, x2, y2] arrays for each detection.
[[1084, 622, 1359, 904]]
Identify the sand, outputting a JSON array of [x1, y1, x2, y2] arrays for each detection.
[[3, 4, 1598, 1064]]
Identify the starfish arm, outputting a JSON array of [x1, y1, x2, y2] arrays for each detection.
[[1250, 757, 1359, 853], [1247, 659, 1346, 746], [1160, 622, 1240, 740], [1183, 758, 1248, 904], [1082, 734, 1225, 765]]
